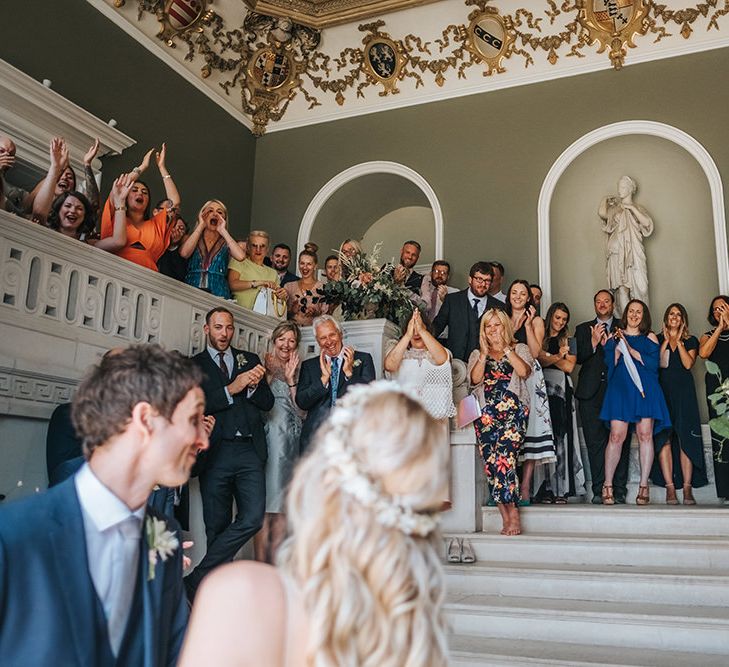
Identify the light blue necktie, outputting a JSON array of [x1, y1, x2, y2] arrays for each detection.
[[330, 357, 340, 406]]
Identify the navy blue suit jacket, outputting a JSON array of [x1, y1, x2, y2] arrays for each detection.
[[296, 350, 376, 450], [0, 477, 188, 667]]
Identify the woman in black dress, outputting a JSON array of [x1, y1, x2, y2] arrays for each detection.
[[699, 295, 729, 501], [651, 303, 707, 504]]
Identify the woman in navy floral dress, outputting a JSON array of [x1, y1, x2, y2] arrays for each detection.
[[469, 309, 532, 535]]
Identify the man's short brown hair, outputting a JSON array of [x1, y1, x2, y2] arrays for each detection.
[[72, 345, 203, 457]]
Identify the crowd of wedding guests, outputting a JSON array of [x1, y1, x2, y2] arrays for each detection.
[[4, 132, 729, 664], [5, 136, 729, 532]]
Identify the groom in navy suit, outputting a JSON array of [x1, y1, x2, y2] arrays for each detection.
[[0, 345, 209, 667]]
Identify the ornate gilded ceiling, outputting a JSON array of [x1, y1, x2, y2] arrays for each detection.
[[95, 0, 729, 135], [244, 0, 442, 28]]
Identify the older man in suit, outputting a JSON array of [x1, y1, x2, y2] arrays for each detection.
[[0, 345, 209, 667], [184, 306, 274, 599], [297, 314, 376, 450], [575, 289, 630, 503], [432, 261, 504, 362]]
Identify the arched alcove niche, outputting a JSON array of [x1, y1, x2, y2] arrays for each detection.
[[539, 121, 728, 330], [298, 161, 443, 266]]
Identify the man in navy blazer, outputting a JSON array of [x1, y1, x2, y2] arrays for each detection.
[[0, 345, 210, 667], [432, 261, 505, 362], [297, 314, 376, 450], [184, 306, 274, 600]]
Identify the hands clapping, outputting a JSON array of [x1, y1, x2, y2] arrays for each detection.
[[228, 364, 266, 395]]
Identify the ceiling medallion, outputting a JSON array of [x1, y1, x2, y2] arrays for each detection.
[[114, 0, 214, 46], [578, 0, 650, 69], [240, 13, 321, 135], [361, 23, 408, 96], [464, 7, 514, 75]]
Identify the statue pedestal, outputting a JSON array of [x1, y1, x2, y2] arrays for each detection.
[[299, 317, 400, 379]]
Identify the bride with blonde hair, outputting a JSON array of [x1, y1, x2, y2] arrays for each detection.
[[179, 382, 450, 667]]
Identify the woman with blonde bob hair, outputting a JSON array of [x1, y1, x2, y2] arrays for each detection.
[[180, 199, 245, 298], [469, 308, 532, 535], [179, 383, 450, 667]]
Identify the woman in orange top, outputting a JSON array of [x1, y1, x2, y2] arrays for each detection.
[[100, 143, 179, 271]]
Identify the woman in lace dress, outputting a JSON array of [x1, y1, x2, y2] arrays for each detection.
[[284, 249, 328, 327], [180, 385, 449, 667], [253, 322, 302, 564]]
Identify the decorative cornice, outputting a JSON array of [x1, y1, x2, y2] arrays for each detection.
[[90, 0, 729, 134], [0, 58, 136, 174], [246, 0, 442, 29]]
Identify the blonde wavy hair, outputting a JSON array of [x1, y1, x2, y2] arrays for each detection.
[[480, 307, 516, 347], [277, 383, 450, 667]]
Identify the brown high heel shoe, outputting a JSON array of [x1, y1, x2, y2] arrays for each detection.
[[665, 483, 678, 505], [636, 485, 650, 505], [602, 484, 615, 505], [683, 485, 697, 505]]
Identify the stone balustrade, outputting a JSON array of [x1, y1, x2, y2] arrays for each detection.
[[0, 210, 279, 499]]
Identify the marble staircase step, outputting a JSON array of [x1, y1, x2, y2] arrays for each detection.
[[448, 635, 729, 667], [445, 594, 729, 655], [443, 531, 729, 568], [444, 561, 729, 606], [481, 505, 729, 536]]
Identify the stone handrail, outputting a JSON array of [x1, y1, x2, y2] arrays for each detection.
[[0, 210, 279, 418]]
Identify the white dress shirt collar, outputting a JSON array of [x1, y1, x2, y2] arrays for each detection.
[[75, 463, 145, 529], [207, 344, 233, 368], [467, 289, 488, 317]]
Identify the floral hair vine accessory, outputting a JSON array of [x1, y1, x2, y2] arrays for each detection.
[[321, 382, 439, 538]]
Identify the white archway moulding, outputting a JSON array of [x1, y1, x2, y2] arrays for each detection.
[[298, 161, 444, 259], [538, 120, 728, 306]]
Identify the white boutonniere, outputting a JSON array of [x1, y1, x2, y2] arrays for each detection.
[[353, 359, 362, 368], [145, 516, 179, 581], [236, 353, 247, 368]]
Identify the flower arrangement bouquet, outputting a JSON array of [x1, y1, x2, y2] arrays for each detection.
[[321, 243, 420, 329]]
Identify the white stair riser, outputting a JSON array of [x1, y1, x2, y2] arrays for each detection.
[[481, 509, 729, 536], [446, 539, 729, 569], [446, 609, 729, 655], [445, 570, 729, 606]]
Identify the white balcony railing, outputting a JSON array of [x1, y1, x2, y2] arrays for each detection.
[[0, 210, 280, 421]]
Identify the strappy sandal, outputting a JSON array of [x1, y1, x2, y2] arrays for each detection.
[[683, 485, 697, 505], [665, 483, 679, 505], [601, 484, 615, 505], [636, 485, 650, 505]]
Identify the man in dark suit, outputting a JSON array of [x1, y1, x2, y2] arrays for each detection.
[[433, 261, 505, 362], [271, 242, 299, 286], [392, 240, 425, 295], [0, 345, 208, 667], [297, 314, 376, 450], [185, 306, 274, 599], [46, 401, 84, 487], [575, 289, 630, 503]]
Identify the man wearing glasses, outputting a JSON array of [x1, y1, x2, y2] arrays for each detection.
[[433, 261, 504, 362]]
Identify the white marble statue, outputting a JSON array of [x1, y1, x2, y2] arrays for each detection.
[[598, 175, 654, 317]]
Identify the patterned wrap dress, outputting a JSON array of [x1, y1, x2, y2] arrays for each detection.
[[472, 355, 529, 504]]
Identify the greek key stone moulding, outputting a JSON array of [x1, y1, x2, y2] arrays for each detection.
[[120, 0, 729, 132]]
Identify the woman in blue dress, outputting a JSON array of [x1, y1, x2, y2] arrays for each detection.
[[599, 299, 671, 505], [650, 303, 707, 504], [179, 199, 245, 298]]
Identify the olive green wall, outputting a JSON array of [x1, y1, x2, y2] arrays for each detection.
[[251, 47, 729, 304], [0, 0, 256, 236]]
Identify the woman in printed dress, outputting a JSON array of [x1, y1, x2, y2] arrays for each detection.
[[469, 309, 531, 536]]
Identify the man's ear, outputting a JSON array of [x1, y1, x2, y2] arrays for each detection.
[[131, 402, 156, 438]]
